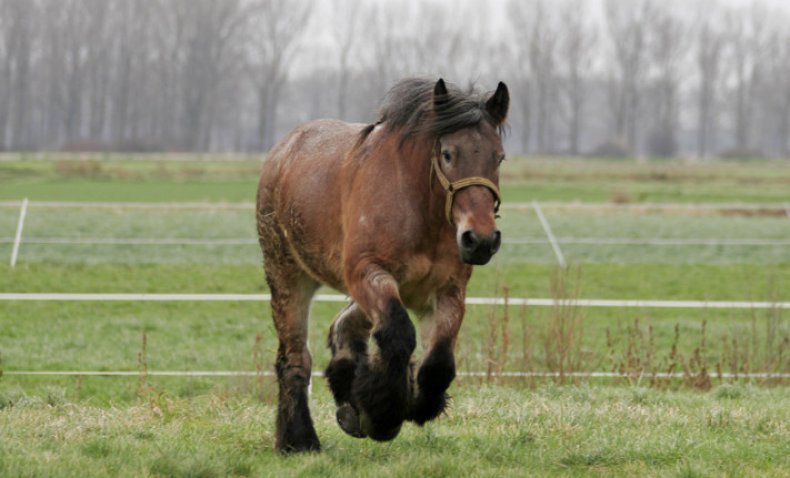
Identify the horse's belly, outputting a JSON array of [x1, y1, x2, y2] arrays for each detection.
[[288, 233, 346, 291], [259, 119, 364, 293]]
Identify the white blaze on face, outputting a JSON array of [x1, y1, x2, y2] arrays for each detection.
[[454, 212, 473, 249]]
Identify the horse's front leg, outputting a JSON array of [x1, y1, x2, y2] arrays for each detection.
[[345, 263, 416, 441], [408, 285, 464, 425]]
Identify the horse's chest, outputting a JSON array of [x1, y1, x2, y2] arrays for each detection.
[[399, 254, 457, 309]]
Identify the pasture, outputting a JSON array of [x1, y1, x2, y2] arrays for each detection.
[[1, 154, 790, 476]]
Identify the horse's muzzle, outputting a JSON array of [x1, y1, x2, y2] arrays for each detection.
[[459, 229, 501, 265]]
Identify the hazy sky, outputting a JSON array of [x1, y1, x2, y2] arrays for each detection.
[[303, 0, 790, 76]]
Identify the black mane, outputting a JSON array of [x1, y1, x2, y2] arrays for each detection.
[[361, 78, 501, 146]]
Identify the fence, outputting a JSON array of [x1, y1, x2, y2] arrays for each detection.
[[3, 199, 789, 267], [0, 200, 790, 379]]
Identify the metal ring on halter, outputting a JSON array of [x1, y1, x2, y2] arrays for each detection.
[[430, 153, 502, 225]]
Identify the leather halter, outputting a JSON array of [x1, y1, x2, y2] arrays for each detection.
[[430, 146, 502, 225]]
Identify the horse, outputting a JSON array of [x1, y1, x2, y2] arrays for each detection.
[[256, 78, 509, 453]]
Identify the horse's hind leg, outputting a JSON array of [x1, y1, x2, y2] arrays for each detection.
[[260, 216, 321, 453], [268, 270, 320, 453], [325, 302, 371, 438]]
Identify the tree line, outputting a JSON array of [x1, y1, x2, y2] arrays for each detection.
[[1, 0, 788, 158]]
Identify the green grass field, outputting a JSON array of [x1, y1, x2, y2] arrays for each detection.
[[3, 382, 790, 477], [1, 154, 789, 476]]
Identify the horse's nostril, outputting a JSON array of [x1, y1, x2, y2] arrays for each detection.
[[491, 230, 502, 253], [461, 230, 479, 250]]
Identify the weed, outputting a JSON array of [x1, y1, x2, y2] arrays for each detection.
[[137, 330, 148, 399], [543, 267, 585, 384], [54, 159, 105, 178], [253, 333, 264, 401]]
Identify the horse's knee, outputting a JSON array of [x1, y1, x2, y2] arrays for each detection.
[[409, 338, 456, 425]]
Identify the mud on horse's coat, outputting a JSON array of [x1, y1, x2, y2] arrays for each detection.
[[257, 78, 509, 453]]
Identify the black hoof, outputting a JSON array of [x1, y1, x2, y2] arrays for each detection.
[[336, 403, 367, 438], [277, 436, 321, 454], [409, 392, 449, 425], [360, 411, 402, 442]]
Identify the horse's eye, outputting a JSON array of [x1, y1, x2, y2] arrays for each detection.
[[442, 150, 452, 163], [498, 153, 506, 164]]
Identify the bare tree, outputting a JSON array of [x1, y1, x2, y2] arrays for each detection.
[[0, 1, 13, 148], [646, 4, 689, 157], [6, 0, 35, 149], [179, 0, 248, 150], [508, 0, 560, 153], [247, 0, 311, 151], [0, 0, 786, 156], [696, 14, 725, 158], [723, 5, 768, 153], [367, 3, 397, 100], [82, 0, 112, 144], [0, 0, 39, 149], [332, 0, 363, 120], [558, 0, 597, 155], [778, 33, 790, 157], [604, 0, 655, 153]]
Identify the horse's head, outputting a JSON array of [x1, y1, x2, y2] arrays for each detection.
[[431, 79, 509, 265]]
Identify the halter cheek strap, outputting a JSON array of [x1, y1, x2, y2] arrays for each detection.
[[430, 153, 502, 225]]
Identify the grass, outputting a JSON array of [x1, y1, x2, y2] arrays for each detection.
[[2, 205, 788, 265], [1, 263, 787, 396], [2, 382, 790, 477], [2, 154, 790, 474], [2, 154, 790, 203]]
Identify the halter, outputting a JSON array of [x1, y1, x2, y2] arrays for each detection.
[[430, 144, 502, 225]]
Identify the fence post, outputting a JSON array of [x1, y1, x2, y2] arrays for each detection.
[[10, 198, 29, 268], [532, 200, 567, 268]]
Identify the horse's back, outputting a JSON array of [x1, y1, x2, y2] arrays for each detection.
[[258, 119, 366, 290], [266, 119, 363, 170]]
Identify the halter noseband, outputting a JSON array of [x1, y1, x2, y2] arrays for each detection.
[[430, 145, 502, 225]]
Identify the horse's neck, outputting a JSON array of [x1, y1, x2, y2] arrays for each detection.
[[397, 139, 454, 238]]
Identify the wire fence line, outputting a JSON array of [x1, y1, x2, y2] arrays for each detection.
[[2, 199, 790, 212], [533, 201, 567, 268], [3, 236, 790, 247], [3, 199, 788, 267], [9, 198, 28, 267], [1, 293, 788, 309], [0, 200, 253, 210], [3, 370, 790, 379]]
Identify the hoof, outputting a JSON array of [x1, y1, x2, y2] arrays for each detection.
[[360, 411, 402, 442], [336, 403, 367, 438], [276, 438, 321, 455]]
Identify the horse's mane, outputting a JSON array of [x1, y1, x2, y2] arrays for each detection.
[[358, 78, 502, 147]]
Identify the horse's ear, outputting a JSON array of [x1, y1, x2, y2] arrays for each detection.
[[433, 78, 448, 107], [486, 81, 510, 125]]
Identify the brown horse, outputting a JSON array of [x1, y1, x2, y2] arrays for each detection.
[[256, 78, 509, 453]]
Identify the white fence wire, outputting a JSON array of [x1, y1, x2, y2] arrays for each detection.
[[2, 200, 788, 381], [4, 370, 790, 379], [2, 199, 788, 267], [2, 292, 788, 309], [2, 199, 790, 211]]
